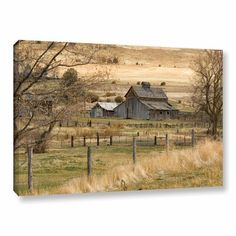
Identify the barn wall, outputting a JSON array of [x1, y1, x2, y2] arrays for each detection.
[[126, 97, 149, 119], [114, 98, 149, 119], [150, 110, 179, 120], [90, 106, 103, 117], [150, 110, 171, 120], [103, 110, 114, 117], [114, 102, 126, 118]]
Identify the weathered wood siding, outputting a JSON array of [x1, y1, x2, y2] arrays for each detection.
[[102, 110, 114, 117], [114, 102, 126, 118], [150, 110, 179, 120], [150, 110, 171, 120], [91, 106, 114, 118], [90, 106, 103, 117], [126, 96, 149, 119], [114, 96, 149, 119]]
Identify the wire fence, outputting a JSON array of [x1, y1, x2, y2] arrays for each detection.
[[48, 130, 208, 149]]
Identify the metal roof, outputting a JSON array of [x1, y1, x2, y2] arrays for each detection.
[[126, 85, 168, 100], [95, 102, 119, 111], [140, 100, 178, 111]]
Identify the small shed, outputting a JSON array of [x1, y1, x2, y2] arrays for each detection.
[[90, 102, 119, 118]]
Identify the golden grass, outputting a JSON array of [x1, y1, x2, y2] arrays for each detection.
[[58, 139, 223, 194]]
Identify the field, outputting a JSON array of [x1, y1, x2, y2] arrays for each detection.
[[14, 42, 223, 196], [14, 116, 222, 196], [73, 64, 194, 111], [14, 139, 222, 195]]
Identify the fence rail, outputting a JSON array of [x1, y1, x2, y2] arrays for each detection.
[[48, 130, 207, 149], [56, 119, 213, 129]]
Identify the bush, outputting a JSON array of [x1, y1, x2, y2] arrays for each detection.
[[87, 92, 99, 103], [113, 57, 119, 64], [107, 58, 113, 64], [136, 62, 139, 65], [160, 82, 166, 86], [178, 100, 182, 104], [105, 92, 116, 97], [158, 64, 161, 67], [115, 96, 124, 103], [137, 81, 141, 85], [61, 68, 78, 87], [111, 80, 116, 84]]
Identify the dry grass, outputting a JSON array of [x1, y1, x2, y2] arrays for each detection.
[[58, 139, 223, 194]]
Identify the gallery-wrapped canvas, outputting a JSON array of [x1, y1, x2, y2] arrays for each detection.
[[14, 40, 223, 196]]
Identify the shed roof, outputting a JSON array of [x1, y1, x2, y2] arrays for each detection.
[[94, 102, 119, 111], [126, 85, 168, 100], [140, 100, 177, 111]]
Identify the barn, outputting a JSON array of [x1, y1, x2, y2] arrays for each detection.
[[90, 102, 119, 118], [114, 82, 178, 120]]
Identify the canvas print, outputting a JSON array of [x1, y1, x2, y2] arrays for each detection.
[[14, 40, 223, 196]]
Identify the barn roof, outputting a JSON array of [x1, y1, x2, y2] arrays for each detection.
[[140, 100, 178, 111], [125, 85, 168, 100], [95, 102, 119, 111]]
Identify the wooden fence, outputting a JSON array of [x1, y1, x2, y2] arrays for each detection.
[[57, 119, 211, 129], [50, 129, 206, 149], [27, 129, 204, 191]]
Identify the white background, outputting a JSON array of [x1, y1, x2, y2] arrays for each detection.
[[0, 0, 235, 235]]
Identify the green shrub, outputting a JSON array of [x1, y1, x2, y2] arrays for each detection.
[[105, 92, 116, 97], [113, 57, 119, 64], [61, 68, 78, 87], [115, 96, 124, 103], [87, 92, 99, 103]]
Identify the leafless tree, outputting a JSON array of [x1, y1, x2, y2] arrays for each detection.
[[191, 50, 223, 137], [14, 41, 111, 152]]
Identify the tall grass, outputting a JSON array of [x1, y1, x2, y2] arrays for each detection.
[[58, 139, 223, 194]]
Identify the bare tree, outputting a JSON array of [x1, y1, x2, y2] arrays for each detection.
[[14, 41, 110, 152], [191, 50, 223, 137]]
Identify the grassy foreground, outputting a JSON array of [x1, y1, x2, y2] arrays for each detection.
[[14, 139, 222, 196], [59, 140, 222, 194]]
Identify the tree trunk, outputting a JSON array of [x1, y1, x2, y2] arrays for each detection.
[[212, 116, 218, 139], [34, 121, 56, 153]]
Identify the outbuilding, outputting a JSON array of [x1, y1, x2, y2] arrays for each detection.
[[90, 102, 119, 118]]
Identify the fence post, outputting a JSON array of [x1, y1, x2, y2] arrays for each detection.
[[87, 146, 92, 177], [165, 133, 169, 153], [83, 136, 86, 147], [110, 136, 113, 146], [132, 136, 136, 164], [96, 132, 99, 146], [71, 135, 74, 148], [27, 146, 33, 192], [191, 129, 195, 147], [154, 135, 157, 145]]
